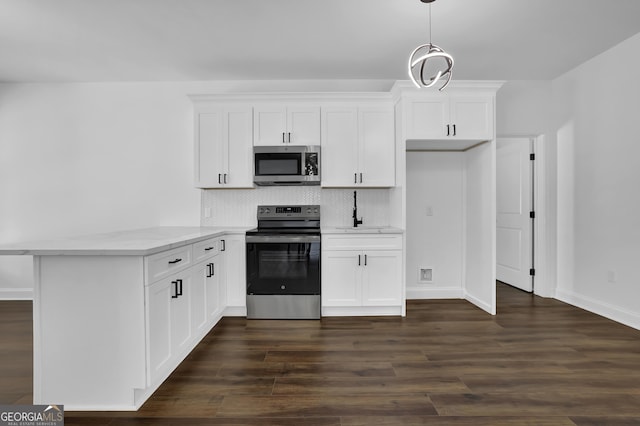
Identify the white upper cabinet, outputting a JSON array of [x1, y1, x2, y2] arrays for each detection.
[[254, 104, 320, 146], [193, 104, 253, 188], [406, 91, 494, 141], [321, 103, 395, 187]]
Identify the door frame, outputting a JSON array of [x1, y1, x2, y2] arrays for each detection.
[[496, 134, 549, 298]]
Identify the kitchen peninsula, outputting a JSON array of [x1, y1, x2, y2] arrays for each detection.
[[0, 226, 247, 410]]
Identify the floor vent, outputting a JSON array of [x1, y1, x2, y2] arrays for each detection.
[[418, 267, 433, 283]]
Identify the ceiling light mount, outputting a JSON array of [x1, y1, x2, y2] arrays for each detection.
[[408, 0, 454, 91]]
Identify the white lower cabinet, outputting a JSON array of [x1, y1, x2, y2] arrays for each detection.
[[220, 234, 246, 315], [146, 271, 192, 386], [205, 252, 224, 321], [321, 234, 403, 316], [30, 231, 239, 411], [144, 236, 226, 391]]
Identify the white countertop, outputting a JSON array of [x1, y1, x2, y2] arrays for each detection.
[[0, 226, 249, 256], [321, 226, 404, 234]]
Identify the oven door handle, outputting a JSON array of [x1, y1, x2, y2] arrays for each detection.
[[246, 234, 320, 243]]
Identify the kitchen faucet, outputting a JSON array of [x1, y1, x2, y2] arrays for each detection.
[[353, 190, 363, 228]]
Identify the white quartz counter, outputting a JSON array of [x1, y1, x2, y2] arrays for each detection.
[[321, 226, 404, 234], [0, 226, 249, 256]]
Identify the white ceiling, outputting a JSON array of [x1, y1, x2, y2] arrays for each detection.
[[1, 0, 640, 83]]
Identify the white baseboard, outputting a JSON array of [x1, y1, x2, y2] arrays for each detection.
[[406, 286, 463, 300], [0, 288, 33, 300], [223, 306, 247, 317], [464, 290, 495, 315], [556, 289, 640, 331]]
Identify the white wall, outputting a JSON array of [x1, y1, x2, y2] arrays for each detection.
[[496, 80, 556, 298], [553, 33, 640, 329], [0, 82, 202, 297], [0, 79, 394, 298], [406, 152, 464, 298]]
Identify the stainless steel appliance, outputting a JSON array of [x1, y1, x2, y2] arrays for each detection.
[[253, 145, 320, 186], [246, 205, 321, 319]]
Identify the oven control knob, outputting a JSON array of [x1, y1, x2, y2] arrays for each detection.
[[306, 208, 311, 213], [258, 208, 264, 214], [265, 208, 271, 214], [281, 284, 286, 290]]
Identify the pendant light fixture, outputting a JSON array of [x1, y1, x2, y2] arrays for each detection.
[[408, 0, 454, 91]]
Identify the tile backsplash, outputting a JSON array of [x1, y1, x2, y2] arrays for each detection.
[[201, 187, 390, 228]]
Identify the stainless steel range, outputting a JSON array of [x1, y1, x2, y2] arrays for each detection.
[[245, 205, 321, 319]]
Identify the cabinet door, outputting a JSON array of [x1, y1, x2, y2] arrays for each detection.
[[321, 107, 359, 187], [450, 96, 493, 140], [406, 96, 449, 139], [254, 106, 287, 145], [190, 262, 208, 336], [321, 250, 361, 306], [361, 250, 402, 306], [287, 106, 320, 145], [222, 235, 245, 309], [146, 278, 172, 384], [170, 275, 192, 355], [224, 107, 254, 187], [205, 256, 222, 320], [358, 107, 395, 187], [195, 109, 227, 188]]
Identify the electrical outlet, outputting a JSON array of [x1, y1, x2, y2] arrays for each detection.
[[418, 267, 433, 283]]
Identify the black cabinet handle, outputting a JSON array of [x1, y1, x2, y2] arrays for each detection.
[[221, 240, 226, 251], [168, 258, 182, 264], [218, 173, 222, 184], [446, 124, 450, 136], [176, 279, 183, 296], [359, 173, 363, 183], [224, 173, 228, 184], [364, 254, 368, 266], [171, 281, 178, 298], [453, 124, 457, 136], [282, 132, 285, 143], [211, 263, 215, 276], [206, 263, 213, 277], [354, 173, 357, 184], [287, 132, 291, 143], [358, 254, 361, 266], [205, 247, 214, 251]]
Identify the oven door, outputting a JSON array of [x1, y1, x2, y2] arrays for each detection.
[[246, 234, 320, 295]]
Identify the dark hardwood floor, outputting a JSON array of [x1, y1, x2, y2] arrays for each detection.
[[2, 283, 640, 425]]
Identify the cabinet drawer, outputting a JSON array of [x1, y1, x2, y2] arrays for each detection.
[[322, 234, 402, 250], [145, 245, 192, 285], [192, 237, 219, 263]]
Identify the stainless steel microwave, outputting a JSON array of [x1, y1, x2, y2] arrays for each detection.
[[253, 145, 320, 186]]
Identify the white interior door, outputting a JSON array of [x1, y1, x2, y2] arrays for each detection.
[[496, 137, 533, 292]]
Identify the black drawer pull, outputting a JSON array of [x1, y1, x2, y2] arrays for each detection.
[[221, 240, 226, 251], [168, 258, 182, 264], [171, 281, 178, 298], [204, 247, 214, 251]]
